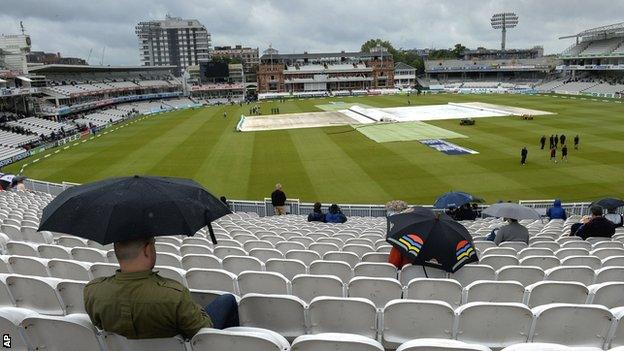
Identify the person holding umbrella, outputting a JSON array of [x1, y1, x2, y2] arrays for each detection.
[[492, 218, 529, 245], [39, 175, 239, 339], [482, 203, 539, 245]]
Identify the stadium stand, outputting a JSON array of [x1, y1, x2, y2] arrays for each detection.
[[0, 188, 623, 350]]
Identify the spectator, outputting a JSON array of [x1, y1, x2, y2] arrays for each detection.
[[325, 204, 347, 223], [454, 203, 477, 221], [546, 199, 567, 220], [13, 179, 26, 192], [573, 206, 616, 239], [84, 237, 239, 339], [604, 208, 623, 227], [385, 200, 409, 216], [271, 183, 287, 215], [307, 202, 326, 222], [386, 200, 413, 269], [493, 218, 529, 245]]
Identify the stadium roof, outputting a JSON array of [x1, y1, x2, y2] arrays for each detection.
[[260, 51, 390, 60], [28, 64, 176, 74], [559, 22, 624, 39], [394, 62, 416, 70]]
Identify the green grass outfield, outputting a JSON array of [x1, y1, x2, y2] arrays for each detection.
[[6, 93, 624, 204]]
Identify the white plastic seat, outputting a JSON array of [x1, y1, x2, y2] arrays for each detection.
[[21, 313, 101, 351], [610, 307, 624, 348], [479, 255, 519, 271], [474, 241, 496, 251], [310, 260, 353, 283], [561, 240, 592, 250], [237, 271, 289, 295], [243, 240, 275, 251], [102, 332, 187, 351], [530, 242, 560, 251], [37, 244, 72, 260], [291, 236, 315, 248], [308, 297, 378, 339], [47, 259, 92, 281], [323, 251, 360, 268], [181, 254, 222, 270], [343, 244, 375, 258], [6, 241, 39, 257], [71, 247, 108, 263], [21, 226, 53, 244], [524, 281, 589, 308], [593, 241, 624, 249], [592, 248, 624, 260], [275, 241, 306, 255], [0, 306, 37, 350], [7, 275, 65, 314], [239, 293, 307, 341], [89, 263, 119, 278], [291, 274, 343, 303], [601, 256, 624, 267], [191, 327, 289, 351], [8, 256, 49, 277], [186, 268, 238, 293], [56, 280, 87, 314], [249, 248, 284, 263], [354, 262, 397, 279], [519, 256, 560, 270], [155, 236, 183, 246], [517, 248, 554, 260], [463, 280, 525, 304], [451, 265, 496, 287], [155, 252, 183, 269], [154, 242, 180, 255], [266, 259, 307, 280], [215, 239, 244, 248], [555, 248, 590, 259], [348, 277, 403, 308], [499, 241, 527, 251], [222, 255, 263, 275], [308, 242, 340, 257], [382, 300, 455, 348], [179, 244, 212, 256], [587, 282, 624, 308], [397, 339, 492, 351], [455, 302, 533, 349], [399, 264, 448, 286], [213, 246, 247, 259], [483, 247, 517, 256], [530, 303, 613, 348], [496, 266, 544, 286], [595, 266, 624, 284], [284, 250, 321, 266], [561, 255, 602, 270], [405, 278, 462, 308], [233, 234, 257, 244], [500, 342, 596, 350], [154, 266, 188, 286], [1, 224, 23, 241], [544, 266, 595, 285], [291, 333, 384, 351], [362, 252, 389, 263]]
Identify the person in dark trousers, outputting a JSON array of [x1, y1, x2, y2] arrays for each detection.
[[561, 145, 568, 162], [540, 135, 546, 150], [574, 134, 580, 150], [454, 203, 478, 221], [271, 183, 287, 215], [573, 206, 616, 239], [223, 112, 227, 119], [554, 134, 559, 148], [521, 147, 528, 165], [325, 204, 347, 223], [560, 134, 566, 145], [307, 202, 326, 222], [549, 135, 554, 149], [550, 147, 557, 163]]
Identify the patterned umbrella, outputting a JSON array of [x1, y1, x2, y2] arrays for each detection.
[[386, 207, 478, 273]]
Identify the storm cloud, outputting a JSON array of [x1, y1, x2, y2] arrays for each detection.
[[0, 0, 621, 65]]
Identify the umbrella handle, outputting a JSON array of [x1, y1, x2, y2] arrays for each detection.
[[207, 222, 218, 245]]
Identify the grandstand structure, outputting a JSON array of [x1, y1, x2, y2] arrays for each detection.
[[257, 46, 395, 95], [533, 22, 624, 98], [0, 186, 624, 350], [422, 47, 556, 92]]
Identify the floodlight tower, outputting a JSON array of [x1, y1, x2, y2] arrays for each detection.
[[491, 12, 519, 51]]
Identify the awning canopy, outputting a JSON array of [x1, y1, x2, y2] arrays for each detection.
[[16, 76, 32, 82]]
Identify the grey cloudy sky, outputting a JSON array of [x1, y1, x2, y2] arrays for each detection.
[[1, 0, 622, 65]]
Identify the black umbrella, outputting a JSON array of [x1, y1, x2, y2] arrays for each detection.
[[386, 207, 478, 272], [590, 198, 624, 210], [39, 175, 231, 245]]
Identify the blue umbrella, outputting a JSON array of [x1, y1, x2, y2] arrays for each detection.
[[433, 191, 482, 209]]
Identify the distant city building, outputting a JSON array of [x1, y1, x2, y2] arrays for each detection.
[[0, 34, 31, 75], [27, 51, 87, 66], [135, 15, 211, 76], [228, 63, 244, 83], [394, 62, 416, 88], [257, 47, 394, 93], [211, 45, 259, 80]]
